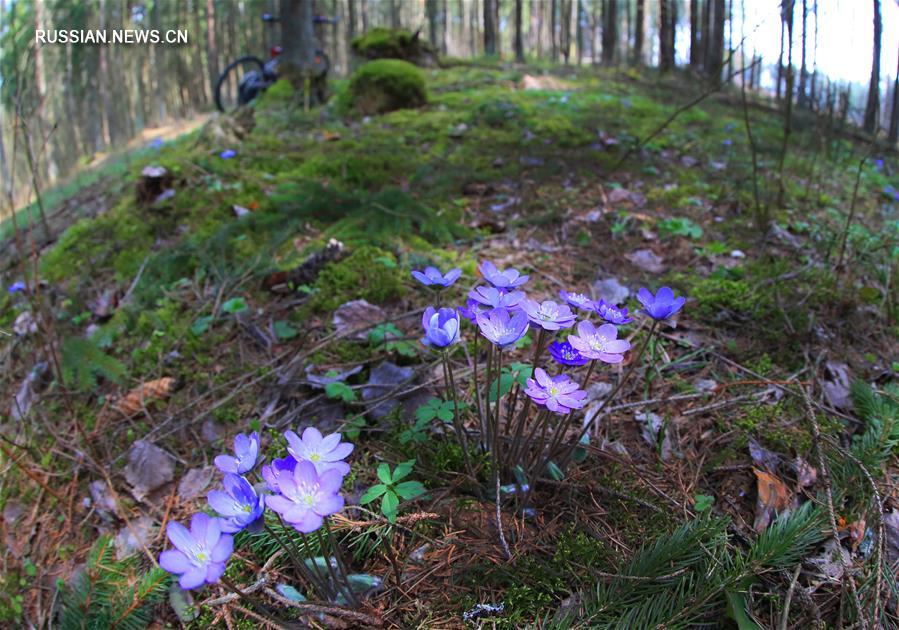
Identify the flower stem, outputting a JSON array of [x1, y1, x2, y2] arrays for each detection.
[[443, 353, 477, 482], [555, 321, 659, 468], [219, 576, 281, 623], [323, 519, 357, 605], [298, 531, 334, 600], [502, 329, 548, 471], [315, 527, 357, 606], [265, 522, 327, 598]]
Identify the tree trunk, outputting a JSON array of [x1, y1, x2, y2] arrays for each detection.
[[634, 0, 645, 64], [701, 0, 711, 69], [514, 0, 525, 61], [281, 0, 323, 102], [576, 0, 585, 65], [776, 7, 784, 100], [390, 0, 400, 29], [97, 0, 112, 148], [484, 0, 497, 55], [797, 0, 807, 106], [206, 0, 220, 97], [888, 40, 899, 144], [707, 0, 725, 82], [427, 0, 439, 48], [560, 0, 572, 64], [689, 0, 699, 68], [550, 0, 558, 61], [659, 0, 674, 71], [863, 0, 882, 134], [601, 0, 617, 65]]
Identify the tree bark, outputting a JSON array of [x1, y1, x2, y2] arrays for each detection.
[[797, 0, 807, 106], [206, 0, 220, 97], [888, 40, 899, 144], [863, 0, 882, 134], [560, 0, 572, 64], [634, 0, 645, 64], [514, 0, 525, 61], [689, 0, 700, 67], [550, 0, 558, 61], [427, 0, 439, 48], [601, 0, 617, 65], [776, 6, 784, 100], [659, 0, 675, 71], [483, 0, 497, 55], [707, 0, 725, 82]]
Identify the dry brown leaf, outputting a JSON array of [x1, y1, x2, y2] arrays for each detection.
[[848, 519, 866, 550], [752, 467, 794, 533], [115, 377, 177, 416]]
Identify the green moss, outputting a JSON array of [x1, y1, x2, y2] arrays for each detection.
[[306, 246, 402, 313], [347, 59, 427, 115], [351, 27, 429, 60], [255, 78, 295, 109], [689, 277, 758, 318]]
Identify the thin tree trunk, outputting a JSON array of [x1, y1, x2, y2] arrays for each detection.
[[797, 0, 807, 106], [390, 0, 400, 29], [484, 0, 497, 55], [659, 0, 674, 71], [560, 0, 572, 64], [601, 0, 617, 65], [514, 0, 525, 61], [888, 40, 899, 145], [98, 0, 112, 147], [776, 6, 785, 100], [708, 0, 725, 82], [863, 0, 882, 134], [206, 0, 220, 97], [427, 0, 439, 48], [701, 0, 711, 69], [777, 0, 795, 208], [635, 0, 645, 64], [550, 0, 558, 61]]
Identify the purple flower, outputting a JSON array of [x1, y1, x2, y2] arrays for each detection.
[[636, 287, 685, 321], [524, 368, 587, 414], [722, 138, 733, 147], [266, 460, 345, 533], [148, 137, 164, 150], [520, 299, 577, 331], [558, 290, 596, 311], [594, 300, 633, 325], [476, 307, 529, 350], [411, 266, 462, 287], [219, 149, 237, 159], [158, 513, 233, 590], [458, 299, 490, 324], [8, 281, 26, 294], [207, 473, 265, 533], [469, 285, 525, 310], [285, 427, 353, 475], [875, 158, 884, 171], [261, 455, 298, 493], [214, 432, 259, 474], [478, 261, 529, 289], [548, 340, 589, 366], [568, 321, 631, 364], [421, 306, 461, 348]]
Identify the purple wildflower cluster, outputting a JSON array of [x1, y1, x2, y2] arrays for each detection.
[[159, 427, 353, 590]]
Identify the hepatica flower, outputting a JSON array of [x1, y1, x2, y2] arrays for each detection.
[[214, 432, 259, 474], [524, 368, 587, 414], [476, 307, 529, 350], [421, 307, 461, 348], [548, 340, 589, 366], [559, 290, 595, 311], [636, 287, 686, 321], [594, 299, 633, 325], [159, 513, 233, 590], [478, 261, 529, 289], [8, 281, 25, 294], [285, 427, 353, 475], [207, 473, 265, 533], [219, 149, 237, 159], [458, 299, 489, 324], [520, 299, 577, 331], [411, 266, 462, 288], [261, 455, 297, 493], [266, 460, 345, 533], [568, 321, 631, 364], [469, 285, 525, 310]]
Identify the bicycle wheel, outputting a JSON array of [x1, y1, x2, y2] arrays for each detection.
[[214, 55, 266, 113]]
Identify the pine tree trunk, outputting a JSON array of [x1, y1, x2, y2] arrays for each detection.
[[888, 41, 899, 144], [601, 0, 617, 65], [634, 0, 644, 64], [484, 0, 497, 55], [659, 0, 674, 71], [701, 0, 711, 70], [560, 0, 572, 64], [863, 0, 882, 134], [707, 0, 725, 82], [797, 0, 807, 106], [514, 0, 525, 61], [550, 0, 558, 61], [776, 7, 784, 100], [689, 0, 700, 68], [427, 0, 439, 48], [206, 0, 220, 97]]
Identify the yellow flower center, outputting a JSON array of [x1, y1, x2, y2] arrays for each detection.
[[310, 453, 322, 463]]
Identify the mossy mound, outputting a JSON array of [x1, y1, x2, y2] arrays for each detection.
[[306, 245, 402, 313], [351, 27, 436, 66], [347, 60, 427, 115]]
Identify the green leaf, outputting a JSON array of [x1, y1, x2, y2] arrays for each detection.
[[376, 463, 393, 484], [572, 433, 590, 463], [190, 315, 214, 336], [221, 297, 248, 314], [344, 415, 366, 441], [360, 484, 388, 504], [545, 460, 565, 481], [273, 320, 299, 340], [394, 480, 426, 500], [275, 583, 306, 602], [515, 333, 532, 349], [415, 398, 441, 422], [392, 459, 416, 482], [381, 490, 399, 521], [325, 381, 356, 403], [693, 494, 715, 512], [488, 373, 515, 401]]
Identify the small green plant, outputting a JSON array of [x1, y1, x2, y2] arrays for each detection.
[[658, 217, 703, 239], [369, 323, 416, 357], [221, 297, 248, 315], [324, 375, 357, 403], [359, 459, 427, 522], [61, 338, 126, 391], [401, 397, 467, 445]]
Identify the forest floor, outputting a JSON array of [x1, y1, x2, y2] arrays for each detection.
[[1, 61, 898, 628]]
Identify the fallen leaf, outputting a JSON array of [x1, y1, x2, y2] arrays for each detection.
[[115, 377, 177, 416], [822, 361, 851, 409], [362, 361, 415, 419], [124, 440, 175, 501], [625, 249, 666, 274], [593, 277, 630, 305], [88, 479, 119, 521], [634, 411, 673, 460], [13, 311, 37, 336], [607, 188, 632, 204], [305, 364, 364, 388], [847, 519, 866, 550], [177, 467, 214, 501], [114, 514, 156, 560], [752, 468, 794, 533], [10, 362, 49, 421], [793, 455, 817, 487], [333, 300, 386, 340], [884, 510, 899, 565], [748, 439, 781, 473], [805, 537, 849, 581]]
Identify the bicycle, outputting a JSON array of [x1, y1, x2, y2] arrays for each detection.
[[214, 13, 333, 113]]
